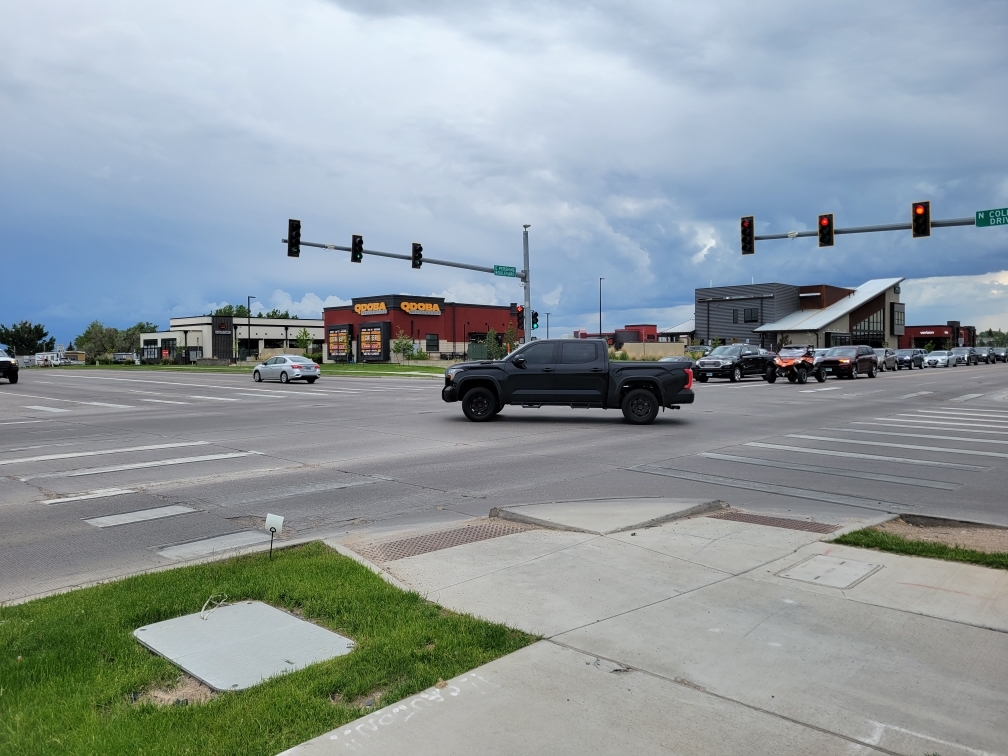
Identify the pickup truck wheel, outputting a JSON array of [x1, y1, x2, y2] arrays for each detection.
[[730, 365, 742, 383], [696, 374, 708, 383], [462, 387, 497, 421], [796, 367, 808, 384], [766, 369, 777, 384], [8, 373, 17, 384], [621, 388, 659, 425]]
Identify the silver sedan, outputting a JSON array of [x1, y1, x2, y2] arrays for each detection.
[[253, 355, 321, 383], [924, 350, 954, 368]]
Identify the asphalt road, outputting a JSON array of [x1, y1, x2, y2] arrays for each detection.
[[3, 361, 1008, 603]]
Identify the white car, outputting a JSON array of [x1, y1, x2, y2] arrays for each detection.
[[253, 355, 320, 384], [924, 350, 954, 368]]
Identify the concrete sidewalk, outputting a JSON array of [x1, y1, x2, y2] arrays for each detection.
[[287, 500, 1008, 756]]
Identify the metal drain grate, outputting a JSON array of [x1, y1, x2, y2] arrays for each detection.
[[707, 510, 839, 534], [356, 520, 533, 563]]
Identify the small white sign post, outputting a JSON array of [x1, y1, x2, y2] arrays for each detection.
[[265, 513, 284, 559]]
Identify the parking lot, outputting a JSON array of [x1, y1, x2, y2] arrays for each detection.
[[3, 361, 1008, 603]]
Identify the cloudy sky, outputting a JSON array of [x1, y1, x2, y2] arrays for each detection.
[[2, 0, 1007, 344]]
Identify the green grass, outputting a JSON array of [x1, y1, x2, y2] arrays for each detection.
[[0, 542, 533, 755], [44, 362, 446, 377], [833, 528, 1008, 571]]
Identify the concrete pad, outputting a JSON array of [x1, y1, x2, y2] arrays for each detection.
[[607, 516, 823, 574], [388, 530, 727, 637], [557, 577, 1008, 756], [134, 600, 355, 691], [753, 541, 1008, 632], [493, 497, 724, 534], [778, 554, 882, 589], [284, 641, 876, 756]]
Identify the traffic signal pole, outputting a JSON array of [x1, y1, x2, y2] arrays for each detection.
[[754, 216, 974, 242], [522, 225, 532, 342]]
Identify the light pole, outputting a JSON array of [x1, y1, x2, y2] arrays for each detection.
[[599, 278, 603, 336], [247, 295, 256, 361], [522, 225, 532, 342], [545, 313, 550, 339]]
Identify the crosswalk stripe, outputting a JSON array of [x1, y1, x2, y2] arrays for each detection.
[[85, 505, 195, 528], [0, 441, 207, 466], [745, 442, 987, 470], [856, 421, 1008, 435], [19, 451, 260, 481], [24, 405, 70, 413], [821, 428, 1008, 446], [787, 434, 1008, 459], [42, 488, 137, 505]]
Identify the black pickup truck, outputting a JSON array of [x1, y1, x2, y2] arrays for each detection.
[[441, 338, 693, 424]]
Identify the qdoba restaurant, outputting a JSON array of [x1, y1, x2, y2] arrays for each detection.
[[323, 295, 525, 362]]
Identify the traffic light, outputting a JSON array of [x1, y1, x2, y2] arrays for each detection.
[[532, 311, 539, 330], [912, 201, 931, 238], [516, 305, 525, 329], [287, 219, 301, 257], [411, 242, 423, 269], [740, 216, 755, 255], [351, 234, 363, 263], [817, 213, 834, 248]]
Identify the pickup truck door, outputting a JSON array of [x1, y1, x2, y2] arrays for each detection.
[[740, 346, 758, 375], [503, 341, 557, 404], [552, 341, 607, 403]]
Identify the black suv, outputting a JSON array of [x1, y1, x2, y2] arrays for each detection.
[[694, 344, 774, 383], [0, 348, 18, 384], [894, 348, 925, 369]]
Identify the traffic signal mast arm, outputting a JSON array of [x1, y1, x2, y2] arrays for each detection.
[[281, 237, 528, 281], [754, 216, 975, 241]]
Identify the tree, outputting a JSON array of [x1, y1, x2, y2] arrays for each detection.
[[234, 304, 251, 319], [74, 321, 117, 362], [502, 321, 519, 354], [294, 327, 313, 354], [0, 321, 56, 355], [213, 304, 235, 317], [485, 327, 506, 360], [391, 327, 414, 364], [264, 308, 297, 319], [117, 322, 159, 353]]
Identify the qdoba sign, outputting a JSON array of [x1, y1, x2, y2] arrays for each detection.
[[354, 301, 388, 315], [400, 301, 441, 316]]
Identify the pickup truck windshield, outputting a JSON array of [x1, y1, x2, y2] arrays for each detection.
[[709, 346, 741, 357], [0, 349, 8, 358]]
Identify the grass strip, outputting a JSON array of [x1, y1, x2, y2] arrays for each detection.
[[833, 528, 1008, 570], [0, 542, 533, 755], [48, 362, 446, 376]]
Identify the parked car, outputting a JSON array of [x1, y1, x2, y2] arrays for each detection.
[[894, 348, 925, 369], [975, 346, 995, 364], [0, 348, 18, 384], [768, 345, 824, 384], [442, 338, 694, 424], [817, 345, 878, 379], [950, 347, 977, 365], [252, 355, 320, 383], [993, 347, 1008, 363], [694, 344, 775, 383], [873, 347, 897, 372], [924, 350, 954, 368]]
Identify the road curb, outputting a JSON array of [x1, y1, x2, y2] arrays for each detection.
[[490, 499, 727, 535]]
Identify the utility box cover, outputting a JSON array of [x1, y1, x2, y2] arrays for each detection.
[[134, 601, 355, 691]]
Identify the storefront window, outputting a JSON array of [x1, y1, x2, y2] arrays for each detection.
[[851, 308, 884, 347]]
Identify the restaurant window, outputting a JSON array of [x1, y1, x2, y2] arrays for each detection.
[[425, 334, 439, 353], [743, 308, 759, 323], [851, 308, 885, 347], [732, 309, 739, 324]]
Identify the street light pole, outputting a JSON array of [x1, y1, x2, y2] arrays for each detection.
[[599, 278, 603, 336], [522, 225, 532, 342], [545, 313, 550, 339], [247, 295, 256, 361]]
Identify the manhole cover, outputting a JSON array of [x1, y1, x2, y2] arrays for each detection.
[[777, 554, 881, 589], [134, 601, 354, 691]]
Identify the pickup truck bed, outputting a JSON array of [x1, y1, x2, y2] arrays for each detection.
[[442, 339, 693, 424]]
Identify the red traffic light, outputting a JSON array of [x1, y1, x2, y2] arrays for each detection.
[[819, 216, 830, 227], [742, 219, 750, 228], [914, 204, 925, 215]]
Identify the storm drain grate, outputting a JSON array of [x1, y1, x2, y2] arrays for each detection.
[[707, 510, 839, 534], [356, 520, 533, 563]]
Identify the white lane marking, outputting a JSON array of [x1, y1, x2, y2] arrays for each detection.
[[856, 420, 1008, 435], [188, 395, 240, 402], [3, 441, 81, 453], [23, 405, 70, 413], [85, 505, 195, 528], [698, 452, 959, 490], [798, 386, 842, 393], [634, 467, 894, 511], [19, 451, 261, 480], [949, 393, 984, 402], [0, 441, 208, 466], [140, 398, 189, 405], [821, 427, 1008, 446], [745, 442, 987, 470], [234, 392, 288, 399], [787, 433, 1008, 459], [868, 720, 998, 756], [42, 488, 137, 504], [0, 420, 45, 425], [81, 402, 134, 408], [158, 531, 271, 560], [896, 391, 934, 399], [914, 407, 1008, 418]]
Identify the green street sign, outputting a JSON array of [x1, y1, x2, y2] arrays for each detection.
[[493, 265, 517, 277], [976, 208, 1008, 228]]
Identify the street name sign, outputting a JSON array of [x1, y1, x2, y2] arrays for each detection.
[[976, 208, 1008, 228], [494, 265, 517, 277]]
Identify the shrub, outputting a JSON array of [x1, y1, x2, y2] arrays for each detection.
[[413, 350, 430, 361]]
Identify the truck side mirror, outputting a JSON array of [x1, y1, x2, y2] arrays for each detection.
[[512, 357, 527, 369]]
